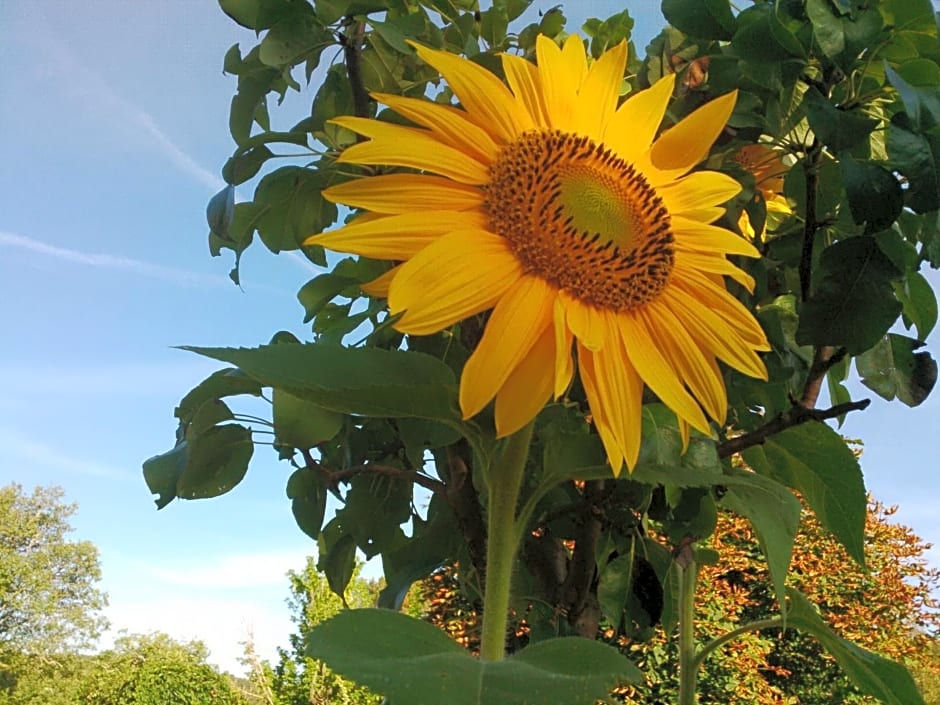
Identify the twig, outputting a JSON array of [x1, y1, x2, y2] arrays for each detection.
[[329, 463, 446, 494], [718, 398, 870, 458], [799, 137, 823, 302], [800, 345, 844, 408]]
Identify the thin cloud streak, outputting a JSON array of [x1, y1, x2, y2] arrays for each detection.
[[26, 20, 225, 192], [0, 231, 231, 288], [0, 428, 126, 481]]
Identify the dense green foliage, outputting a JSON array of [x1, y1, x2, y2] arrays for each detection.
[[143, 0, 940, 703]]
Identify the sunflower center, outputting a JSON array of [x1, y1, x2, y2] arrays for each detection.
[[484, 130, 674, 311]]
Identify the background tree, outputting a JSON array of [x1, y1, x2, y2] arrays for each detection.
[[76, 632, 247, 705], [420, 498, 940, 704], [268, 559, 381, 705], [0, 483, 107, 654]]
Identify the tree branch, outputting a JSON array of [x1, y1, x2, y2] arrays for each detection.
[[560, 480, 605, 637], [718, 398, 870, 458], [328, 463, 446, 494], [339, 19, 370, 126], [443, 450, 489, 586]]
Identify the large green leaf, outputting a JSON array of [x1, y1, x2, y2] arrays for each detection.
[[856, 333, 938, 407], [252, 166, 340, 253], [182, 343, 461, 422], [273, 388, 343, 449], [661, 0, 735, 40], [307, 609, 641, 705], [720, 468, 801, 614], [840, 155, 904, 233], [286, 466, 327, 540], [797, 236, 903, 354], [887, 115, 940, 214], [802, 88, 878, 152], [786, 589, 926, 705], [742, 422, 866, 566], [886, 63, 940, 133]]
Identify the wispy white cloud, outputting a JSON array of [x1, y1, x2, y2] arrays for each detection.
[[0, 230, 231, 287], [0, 428, 126, 480], [25, 26, 225, 193]]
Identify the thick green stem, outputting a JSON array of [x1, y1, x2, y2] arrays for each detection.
[[479, 422, 535, 662], [692, 618, 785, 673], [677, 557, 699, 705]]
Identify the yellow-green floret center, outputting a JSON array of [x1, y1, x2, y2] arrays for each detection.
[[484, 130, 675, 311]]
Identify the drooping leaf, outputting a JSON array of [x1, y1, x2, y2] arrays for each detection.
[[785, 589, 926, 705], [206, 185, 235, 239], [143, 443, 189, 510], [742, 422, 866, 566], [805, 0, 845, 56], [181, 343, 461, 422], [306, 609, 642, 705], [222, 145, 274, 186], [319, 529, 357, 600], [297, 272, 359, 323], [886, 63, 940, 133], [273, 388, 344, 449], [720, 468, 801, 614], [175, 368, 263, 426], [797, 236, 903, 354], [286, 466, 328, 540], [252, 166, 340, 253], [856, 333, 938, 406], [887, 115, 940, 214], [176, 424, 254, 500]]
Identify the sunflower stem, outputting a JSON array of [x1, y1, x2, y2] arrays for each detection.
[[677, 552, 699, 705], [479, 421, 534, 662]]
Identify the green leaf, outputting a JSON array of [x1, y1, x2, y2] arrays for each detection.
[[857, 333, 938, 406], [887, 116, 940, 214], [378, 494, 458, 609], [895, 269, 939, 339], [297, 272, 359, 323], [337, 473, 411, 558], [206, 185, 235, 239], [319, 530, 357, 600], [286, 466, 327, 540], [886, 63, 940, 133], [175, 368, 262, 426], [143, 443, 189, 510], [661, 0, 735, 40], [259, 13, 329, 68], [742, 422, 866, 566], [307, 610, 641, 705], [720, 468, 800, 614], [181, 343, 461, 422], [732, 5, 804, 62], [273, 388, 343, 449], [802, 88, 878, 152], [222, 145, 273, 186], [229, 62, 281, 146], [176, 424, 254, 500], [785, 589, 926, 705], [805, 0, 845, 56], [598, 549, 634, 630], [252, 166, 339, 253], [219, 0, 295, 30], [840, 155, 904, 233], [397, 418, 462, 468], [797, 236, 903, 355]]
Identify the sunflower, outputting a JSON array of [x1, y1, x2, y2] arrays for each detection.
[[734, 143, 793, 242], [307, 35, 770, 474]]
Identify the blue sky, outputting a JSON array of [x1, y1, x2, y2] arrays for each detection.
[[1, 0, 937, 675]]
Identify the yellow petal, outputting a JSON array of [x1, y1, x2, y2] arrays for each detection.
[[673, 215, 760, 258], [578, 344, 624, 474], [593, 312, 644, 471], [648, 90, 738, 176], [535, 34, 580, 131], [658, 171, 742, 216], [561, 291, 606, 352], [575, 40, 627, 138], [305, 210, 487, 258], [675, 253, 756, 292], [389, 229, 522, 335], [502, 53, 550, 126], [372, 92, 500, 163], [323, 174, 483, 214], [333, 117, 489, 184], [360, 265, 401, 298], [410, 42, 530, 143], [644, 299, 727, 422], [604, 73, 676, 162], [460, 275, 554, 418], [674, 270, 770, 351], [553, 297, 574, 398], [495, 325, 555, 436], [619, 309, 711, 434], [662, 284, 769, 379]]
